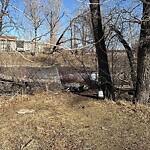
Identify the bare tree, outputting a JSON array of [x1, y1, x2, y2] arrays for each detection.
[[44, 0, 63, 48], [101, 1, 142, 90], [89, 0, 115, 100], [110, 26, 137, 89], [72, 8, 93, 48], [135, 0, 150, 104], [24, 0, 45, 52], [0, 0, 10, 34]]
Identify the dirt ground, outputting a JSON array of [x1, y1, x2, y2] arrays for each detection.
[[0, 90, 149, 150]]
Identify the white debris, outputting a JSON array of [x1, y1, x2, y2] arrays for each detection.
[[17, 109, 35, 114], [98, 90, 104, 98], [91, 72, 98, 81]]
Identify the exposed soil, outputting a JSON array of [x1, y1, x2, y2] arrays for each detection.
[[0, 90, 149, 150]]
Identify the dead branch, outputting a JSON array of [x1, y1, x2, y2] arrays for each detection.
[[110, 25, 137, 89]]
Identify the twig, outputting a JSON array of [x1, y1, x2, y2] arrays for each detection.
[[20, 139, 33, 150]]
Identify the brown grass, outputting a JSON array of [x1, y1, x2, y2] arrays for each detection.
[[0, 51, 149, 149], [0, 51, 96, 68], [0, 91, 149, 150]]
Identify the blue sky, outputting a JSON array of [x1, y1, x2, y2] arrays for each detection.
[[63, 0, 79, 10], [5, 0, 142, 43], [63, 0, 83, 14]]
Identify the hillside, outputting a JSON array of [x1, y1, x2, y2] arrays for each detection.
[[0, 91, 149, 150], [0, 51, 96, 68]]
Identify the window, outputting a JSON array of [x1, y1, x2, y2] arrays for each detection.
[[16, 41, 24, 48]]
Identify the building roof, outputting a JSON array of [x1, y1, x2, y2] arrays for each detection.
[[0, 36, 17, 40]]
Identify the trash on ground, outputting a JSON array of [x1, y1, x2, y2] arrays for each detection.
[[17, 109, 35, 114]]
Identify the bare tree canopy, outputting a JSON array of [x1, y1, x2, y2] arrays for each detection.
[[0, 0, 10, 34]]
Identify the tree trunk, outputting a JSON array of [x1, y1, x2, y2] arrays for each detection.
[[136, 1, 150, 104], [0, 15, 2, 33], [50, 30, 54, 48], [34, 27, 37, 53], [89, 0, 115, 100], [50, 11, 54, 49], [70, 20, 73, 49]]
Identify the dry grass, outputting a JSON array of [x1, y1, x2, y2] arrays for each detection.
[[0, 51, 96, 68], [0, 51, 149, 149], [0, 91, 149, 150]]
